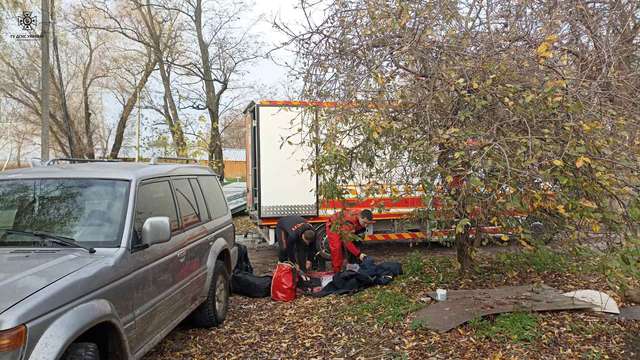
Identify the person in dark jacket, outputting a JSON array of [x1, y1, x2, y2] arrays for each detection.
[[276, 215, 316, 271]]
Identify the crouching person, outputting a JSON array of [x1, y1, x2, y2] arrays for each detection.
[[326, 209, 375, 273], [276, 215, 316, 272]]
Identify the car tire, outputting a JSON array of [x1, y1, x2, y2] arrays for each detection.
[[314, 224, 332, 260], [525, 214, 562, 244], [62, 343, 100, 360], [192, 260, 229, 328]]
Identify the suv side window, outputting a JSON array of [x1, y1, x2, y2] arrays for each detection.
[[173, 178, 202, 229], [198, 176, 228, 219], [134, 181, 180, 238], [190, 179, 210, 222]]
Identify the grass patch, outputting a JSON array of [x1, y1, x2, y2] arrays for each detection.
[[603, 243, 640, 292], [567, 318, 614, 337], [401, 252, 458, 286], [496, 247, 569, 273], [349, 288, 422, 324], [404, 251, 425, 277], [388, 352, 410, 360], [470, 312, 539, 343]]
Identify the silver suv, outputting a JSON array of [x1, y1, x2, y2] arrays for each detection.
[[0, 161, 237, 360]]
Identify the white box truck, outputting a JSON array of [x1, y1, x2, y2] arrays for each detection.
[[243, 100, 503, 258]]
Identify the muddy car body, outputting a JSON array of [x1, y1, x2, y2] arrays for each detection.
[[0, 161, 237, 360]]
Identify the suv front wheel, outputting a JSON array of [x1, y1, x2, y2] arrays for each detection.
[[62, 342, 100, 360], [191, 260, 229, 327]]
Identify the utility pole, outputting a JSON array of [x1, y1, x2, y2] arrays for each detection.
[[41, 0, 50, 162], [136, 75, 141, 162]]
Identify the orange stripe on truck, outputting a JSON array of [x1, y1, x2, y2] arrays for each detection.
[[259, 100, 339, 108], [362, 227, 506, 241]]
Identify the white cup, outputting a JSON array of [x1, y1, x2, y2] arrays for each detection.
[[436, 288, 447, 301]]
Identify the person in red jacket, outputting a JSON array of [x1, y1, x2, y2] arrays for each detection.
[[326, 209, 375, 273]]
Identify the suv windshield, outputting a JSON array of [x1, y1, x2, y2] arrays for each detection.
[[0, 179, 129, 248]]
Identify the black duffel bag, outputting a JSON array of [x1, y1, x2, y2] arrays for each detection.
[[231, 272, 272, 298], [234, 243, 254, 273]]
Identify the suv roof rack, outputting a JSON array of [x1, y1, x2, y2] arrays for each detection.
[[149, 157, 199, 165], [46, 158, 122, 166]]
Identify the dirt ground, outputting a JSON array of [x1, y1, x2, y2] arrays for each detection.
[[144, 217, 639, 360]]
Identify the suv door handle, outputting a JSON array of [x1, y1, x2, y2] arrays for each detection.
[[176, 249, 186, 262]]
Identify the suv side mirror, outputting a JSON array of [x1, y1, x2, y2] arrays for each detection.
[[141, 217, 171, 247]]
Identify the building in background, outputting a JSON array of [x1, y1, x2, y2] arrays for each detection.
[[221, 148, 246, 181]]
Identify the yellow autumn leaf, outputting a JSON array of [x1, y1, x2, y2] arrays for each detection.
[[518, 238, 534, 250], [552, 159, 564, 167], [592, 223, 601, 233], [557, 205, 567, 216], [500, 234, 509, 241], [545, 34, 559, 42], [374, 72, 385, 85], [580, 199, 597, 209], [545, 79, 566, 88], [575, 156, 591, 168], [536, 42, 552, 59]]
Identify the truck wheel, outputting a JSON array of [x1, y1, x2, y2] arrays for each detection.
[[62, 343, 100, 360], [525, 214, 562, 244], [192, 260, 229, 328], [315, 225, 332, 260]]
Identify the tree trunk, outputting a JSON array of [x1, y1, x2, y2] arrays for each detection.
[[50, 0, 77, 157], [208, 128, 224, 179], [137, 1, 187, 157], [81, 49, 95, 158], [16, 137, 22, 167], [195, 0, 225, 177], [456, 228, 474, 274], [82, 87, 95, 159], [109, 56, 157, 159], [156, 59, 187, 157]]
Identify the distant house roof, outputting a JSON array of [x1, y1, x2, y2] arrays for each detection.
[[223, 148, 245, 162]]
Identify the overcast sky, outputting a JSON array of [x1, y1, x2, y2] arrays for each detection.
[[244, 0, 304, 98]]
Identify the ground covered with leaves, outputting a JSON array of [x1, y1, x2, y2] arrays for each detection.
[[145, 242, 640, 359], [232, 215, 257, 236]]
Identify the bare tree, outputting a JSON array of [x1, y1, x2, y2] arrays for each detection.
[[77, 0, 188, 157], [0, 0, 116, 159], [50, 0, 77, 156], [151, 0, 261, 176]]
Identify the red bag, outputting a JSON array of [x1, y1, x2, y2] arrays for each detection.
[[271, 262, 297, 302]]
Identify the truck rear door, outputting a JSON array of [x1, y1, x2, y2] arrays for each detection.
[[255, 104, 318, 218]]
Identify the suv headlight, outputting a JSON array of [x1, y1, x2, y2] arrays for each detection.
[[0, 325, 26, 360]]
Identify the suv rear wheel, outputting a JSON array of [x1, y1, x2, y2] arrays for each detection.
[[191, 260, 229, 327], [62, 342, 100, 360]]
